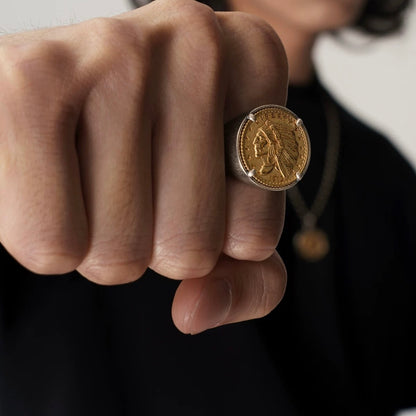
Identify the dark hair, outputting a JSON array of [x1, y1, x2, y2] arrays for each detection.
[[356, 0, 412, 35], [130, 0, 413, 36]]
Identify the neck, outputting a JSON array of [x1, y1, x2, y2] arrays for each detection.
[[227, 0, 317, 85]]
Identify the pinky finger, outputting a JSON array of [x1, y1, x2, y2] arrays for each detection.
[[171, 252, 287, 335]]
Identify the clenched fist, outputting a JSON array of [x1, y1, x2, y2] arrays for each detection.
[[0, 0, 288, 333]]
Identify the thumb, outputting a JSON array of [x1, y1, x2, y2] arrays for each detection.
[[171, 252, 287, 334]]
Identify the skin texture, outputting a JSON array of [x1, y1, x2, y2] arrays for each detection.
[[0, 0, 289, 334]]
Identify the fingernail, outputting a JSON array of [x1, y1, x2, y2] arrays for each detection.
[[185, 278, 232, 335]]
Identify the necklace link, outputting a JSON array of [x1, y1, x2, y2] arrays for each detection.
[[288, 92, 340, 262]]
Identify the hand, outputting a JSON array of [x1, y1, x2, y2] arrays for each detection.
[[0, 0, 288, 333]]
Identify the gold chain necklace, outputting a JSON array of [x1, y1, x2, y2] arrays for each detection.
[[287, 95, 340, 262]]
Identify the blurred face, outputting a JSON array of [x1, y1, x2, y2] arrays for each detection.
[[230, 0, 367, 33]]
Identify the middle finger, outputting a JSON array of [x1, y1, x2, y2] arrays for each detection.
[[149, 13, 226, 279]]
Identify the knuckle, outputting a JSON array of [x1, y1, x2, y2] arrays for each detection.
[[78, 260, 148, 286], [226, 235, 275, 261], [226, 217, 280, 261], [168, 0, 217, 23], [15, 239, 84, 275], [78, 241, 152, 285], [83, 18, 124, 59], [179, 0, 219, 33], [152, 231, 221, 279], [83, 17, 127, 45], [81, 17, 150, 91], [83, 17, 144, 55], [0, 44, 20, 80], [169, 1, 224, 64], [0, 40, 71, 92]]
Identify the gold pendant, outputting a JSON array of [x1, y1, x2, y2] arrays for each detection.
[[293, 227, 329, 262]]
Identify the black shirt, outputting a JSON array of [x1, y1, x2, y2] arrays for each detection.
[[1, 80, 415, 415]]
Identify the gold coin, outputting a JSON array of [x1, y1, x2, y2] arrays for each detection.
[[237, 105, 310, 191]]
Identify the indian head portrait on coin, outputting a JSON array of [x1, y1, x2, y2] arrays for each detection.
[[237, 105, 310, 191]]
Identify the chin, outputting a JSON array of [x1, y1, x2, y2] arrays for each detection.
[[256, 0, 366, 33], [301, 0, 366, 32]]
